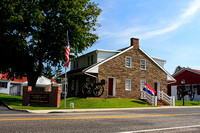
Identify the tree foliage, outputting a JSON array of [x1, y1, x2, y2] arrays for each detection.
[[0, 0, 101, 88], [174, 66, 184, 74]]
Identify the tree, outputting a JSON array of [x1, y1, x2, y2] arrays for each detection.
[[174, 66, 184, 74], [0, 0, 101, 88], [42, 64, 54, 79], [53, 66, 63, 83]]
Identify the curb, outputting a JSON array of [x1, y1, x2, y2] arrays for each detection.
[[0, 100, 29, 113], [28, 106, 200, 114]]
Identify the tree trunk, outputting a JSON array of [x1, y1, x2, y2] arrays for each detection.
[[27, 74, 38, 90]]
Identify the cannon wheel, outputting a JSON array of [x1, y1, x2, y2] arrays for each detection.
[[177, 89, 183, 100], [81, 81, 93, 96], [188, 89, 195, 101], [93, 83, 104, 97]]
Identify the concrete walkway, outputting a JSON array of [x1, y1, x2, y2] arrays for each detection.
[[2, 100, 200, 114]]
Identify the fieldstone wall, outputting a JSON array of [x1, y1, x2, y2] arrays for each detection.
[[98, 47, 167, 98]]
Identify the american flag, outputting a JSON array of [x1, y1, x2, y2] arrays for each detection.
[[65, 33, 70, 68]]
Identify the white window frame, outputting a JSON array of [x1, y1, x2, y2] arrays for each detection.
[[125, 56, 132, 68], [141, 59, 146, 70], [140, 80, 146, 91], [125, 79, 131, 91]]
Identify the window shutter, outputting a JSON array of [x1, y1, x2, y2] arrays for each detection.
[[5, 82, 7, 88]]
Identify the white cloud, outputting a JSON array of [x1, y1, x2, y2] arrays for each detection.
[[141, 0, 200, 39], [99, 0, 200, 44]]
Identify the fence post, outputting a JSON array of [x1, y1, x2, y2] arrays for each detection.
[[161, 91, 163, 100], [173, 96, 175, 106], [141, 91, 143, 99], [158, 91, 160, 100], [155, 96, 157, 106]]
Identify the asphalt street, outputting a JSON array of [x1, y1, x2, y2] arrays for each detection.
[[1, 106, 200, 132]]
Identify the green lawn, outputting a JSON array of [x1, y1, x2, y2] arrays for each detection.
[[175, 100, 200, 106], [0, 93, 152, 110]]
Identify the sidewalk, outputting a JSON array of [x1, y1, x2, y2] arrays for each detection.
[[27, 106, 200, 114]]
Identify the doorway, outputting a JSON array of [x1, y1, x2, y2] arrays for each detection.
[[154, 82, 160, 97], [108, 77, 116, 97]]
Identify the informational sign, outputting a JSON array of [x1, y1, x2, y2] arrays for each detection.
[[30, 94, 49, 103]]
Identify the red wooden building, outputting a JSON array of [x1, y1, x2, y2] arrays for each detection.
[[168, 68, 200, 101]]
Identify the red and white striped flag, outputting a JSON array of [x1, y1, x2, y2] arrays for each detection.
[[65, 33, 70, 68]]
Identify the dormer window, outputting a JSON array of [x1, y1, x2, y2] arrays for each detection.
[[141, 59, 146, 70], [126, 56, 132, 68]]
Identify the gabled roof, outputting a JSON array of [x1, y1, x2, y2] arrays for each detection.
[[83, 46, 133, 73], [82, 46, 175, 82], [172, 68, 200, 77], [50, 79, 57, 84]]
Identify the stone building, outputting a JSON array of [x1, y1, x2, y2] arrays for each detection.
[[65, 38, 175, 98]]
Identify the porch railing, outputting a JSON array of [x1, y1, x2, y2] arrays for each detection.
[[158, 91, 175, 106], [141, 90, 157, 106]]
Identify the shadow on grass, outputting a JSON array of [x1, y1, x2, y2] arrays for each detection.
[[61, 97, 84, 102], [131, 99, 147, 105], [191, 103, 200, 106]]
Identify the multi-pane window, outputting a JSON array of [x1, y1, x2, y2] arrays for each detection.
[[73, 61, 76, 69], [141, 59, 146, 70], [0, 82, 7, 88], [75, 60, 78, 68], [125, 79, 131, 91], [126, 56, 132, 68], [73, 60, 78, 69], [91, 55, 94, 64], [87, 56, 90, 65], [140, 80, 146, 91]]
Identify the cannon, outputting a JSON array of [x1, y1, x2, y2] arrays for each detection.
[[177, 87, 195, 101]]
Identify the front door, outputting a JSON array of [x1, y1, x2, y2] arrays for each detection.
[[108, 78, 114, 96], [154, 83, 157, 96]]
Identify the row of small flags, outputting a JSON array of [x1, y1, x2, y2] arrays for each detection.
[[143, 83, 156, 96]]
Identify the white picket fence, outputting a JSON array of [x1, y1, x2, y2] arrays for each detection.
[[141, 91, 157, 106], [158, 91, 175, 106], [141, 90, 175, 106]]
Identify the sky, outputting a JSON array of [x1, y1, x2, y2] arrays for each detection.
[[73, 0, 200, 74]]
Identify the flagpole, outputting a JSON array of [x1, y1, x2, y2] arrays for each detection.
[[64, 30, 69, 108], [64, 66, 67, 108]]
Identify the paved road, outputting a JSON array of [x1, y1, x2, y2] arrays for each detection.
[[1, 107, 200, 132]]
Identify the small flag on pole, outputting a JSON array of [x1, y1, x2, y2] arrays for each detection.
[[65, 32, 70, 68], [143, 83, 156, 96]]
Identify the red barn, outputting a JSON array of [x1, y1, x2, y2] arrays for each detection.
[[168, 68, 200, 101]]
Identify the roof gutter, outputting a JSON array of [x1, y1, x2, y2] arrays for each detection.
[[84, 72, 98, 82]]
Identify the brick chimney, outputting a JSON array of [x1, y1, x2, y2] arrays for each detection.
[[130, 38, 139, 49]]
